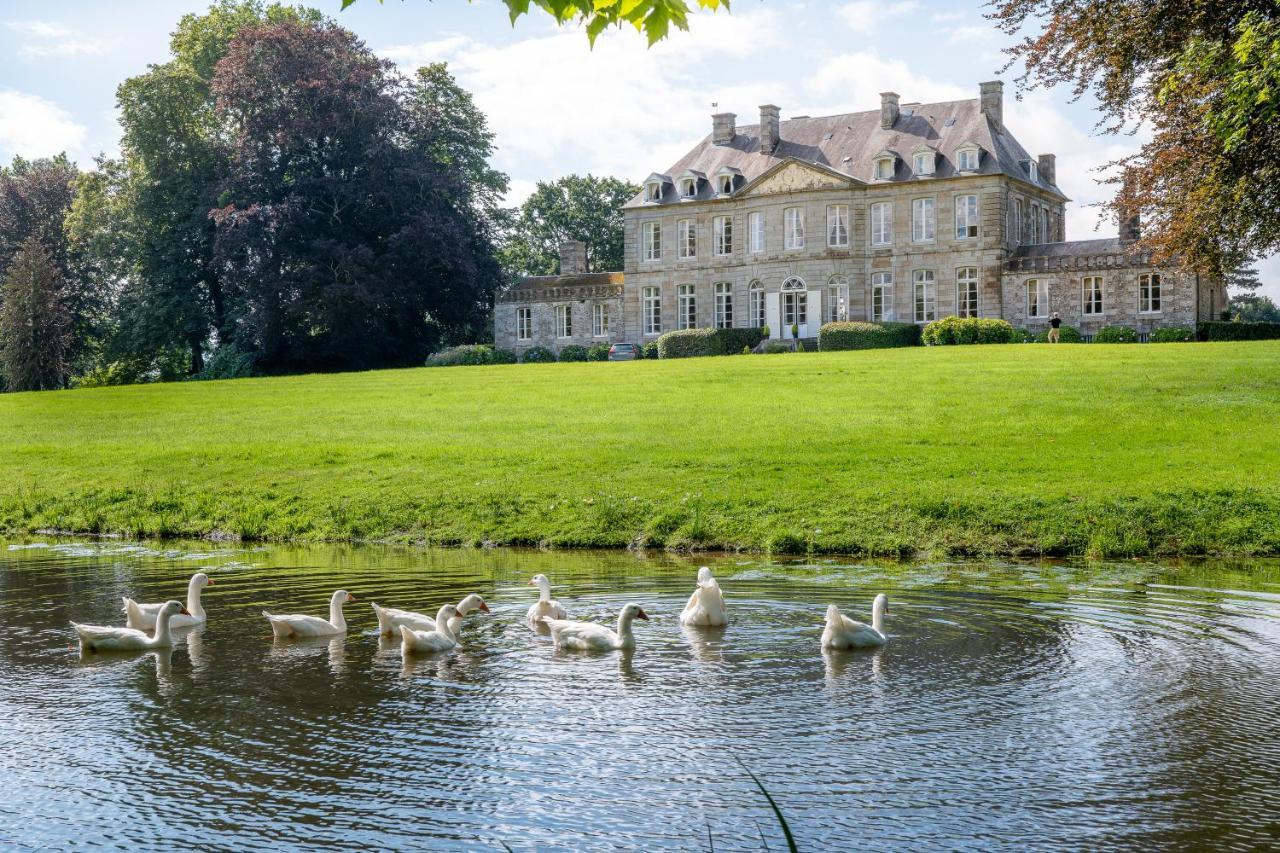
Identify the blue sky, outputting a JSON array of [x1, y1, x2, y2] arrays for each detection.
[[1, 0, 1275, 296]]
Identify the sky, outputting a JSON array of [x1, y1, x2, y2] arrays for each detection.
[[0, 0, 1275, 297]]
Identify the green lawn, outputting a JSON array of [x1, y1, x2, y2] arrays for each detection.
[[2, 342, 1278, 557]]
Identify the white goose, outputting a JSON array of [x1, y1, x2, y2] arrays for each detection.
[[542, 603, 649, 651], [399, 604, 461, 654], [821, 595, 889, 649], [371, 593, 490, 638], [526, 574, 567, 626], [73, 600, 189, 652], [123, 572, 213, 631], [263, 589, 354, 639], [679, 566, 727, 627]]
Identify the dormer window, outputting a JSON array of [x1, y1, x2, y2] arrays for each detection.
[[712, 166, 741, 197], [679, 178, 697, 198], [718, 175, 733, 195], [645, 182, 663, 202], [956, 144, 980, 173], [912, 146, 936, 177], [873, 152, 896, 181], [1026, 160, 1039, 183]]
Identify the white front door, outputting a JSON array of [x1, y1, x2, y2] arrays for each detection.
[[766, 293, 781, 339], [804, 289, 823, 338]]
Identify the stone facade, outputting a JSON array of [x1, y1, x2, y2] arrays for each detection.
[[498, 82, 1226, 354]]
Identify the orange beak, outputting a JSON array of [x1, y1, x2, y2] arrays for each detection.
[[526, 579, 536, 586], [346, 594, 356, 603], [477, 601, 491, 613], [206, 578, 215, 586], [180, 607, 191, 616], [636, 608, 649, 621]]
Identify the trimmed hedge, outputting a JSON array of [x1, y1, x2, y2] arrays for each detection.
[[641, 341, 659, 360], [1034, 324, 1084, 343], [1150, 326, 1195, 343], [656, 327, 767, 359], [426, 344, 496, 366], [716, 327, 767, 354], [1197, 320, 1280, 341], [558, 345, 589, 362], [923, 316, 1019, 345], [520, 346, 556, 363], [819, 321, 922, 351], [1093, 325, 1138, 343], [586, 343, 611, 361], [491, 348, 517, 364]]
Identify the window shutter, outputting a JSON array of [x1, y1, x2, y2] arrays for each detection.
[[766, 293, 781, 338]]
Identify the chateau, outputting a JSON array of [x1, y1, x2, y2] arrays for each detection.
[[496, 81, 1226, 352]]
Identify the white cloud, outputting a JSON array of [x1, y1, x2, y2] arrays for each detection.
[[0, 90, 87, 161], [805, 52, 969, 109], [930, 11, 966, 23], [837, 1, 920, 35], [6, 19, 109, 57], [948, 25, 995, 45]]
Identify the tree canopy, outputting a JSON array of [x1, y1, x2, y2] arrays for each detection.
[[501, 174, 640, 277], [0, 236, 71, 392]]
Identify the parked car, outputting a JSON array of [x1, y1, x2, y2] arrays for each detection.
[[608, 343, 641, 361]]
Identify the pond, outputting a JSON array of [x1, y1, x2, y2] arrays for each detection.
[[1, 539, 1277, 850]]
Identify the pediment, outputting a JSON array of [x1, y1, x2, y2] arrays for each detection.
[[740, 159, 856, 197]]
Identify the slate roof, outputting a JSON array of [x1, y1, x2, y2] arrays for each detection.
[[625, 97, 1066, 208], [1011, 239, 1123, 258]]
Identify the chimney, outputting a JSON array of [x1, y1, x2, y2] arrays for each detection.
[[980, 80, 1003, 133], [559, 240, 588, 275], [1037, 154, 1056, 187], [1119, 169, 1141, 244], [758, 104, 779, 154], [880, 92, 899, 129], [712, 112, 736, 145]]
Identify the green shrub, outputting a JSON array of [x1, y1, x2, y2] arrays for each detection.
[[657, 328, 718, 359], [819, 321, 922, 351], [1009, 327, 1033, 343], [1150, 326, 1195, 343], [763, 341, 791, 354], [491, 348, 517, 364], [520, 345, 556, 363], [790, 323, 799, 339], [1093, 325, 1138, 343], [715, 327, 767, 354], [586, 343, 611, 361], [641, 341, 659, 360], [425, 344, 494, 366], [558, 344, 589, 362], [923, 316, 1019, 345], [741, 345, 751, 355], [195, 343, 257, 379], [796, 341, 806, 352], [1196, 320, 1280, 341], [1034, 325, 1084, 343]]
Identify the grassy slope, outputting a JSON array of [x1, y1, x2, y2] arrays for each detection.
[[1, 342, 1278, 557]]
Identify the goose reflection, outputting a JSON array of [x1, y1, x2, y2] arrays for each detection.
[[823, 645, 886, 687], [269, 635, 347, 674], [183, 626, 208, 678], [399, 648, 478, 682], [681, 623, 727, 665]]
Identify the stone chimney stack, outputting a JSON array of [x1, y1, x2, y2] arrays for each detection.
[[980, 80, 1003, 133], [1119, 169, 1141, 244], [759, 105, 780, 154], [559, 240, 588, 275], [880, 92, 900, 129], [712, 112, 736, 145], [1038, 153, 1056, 186]]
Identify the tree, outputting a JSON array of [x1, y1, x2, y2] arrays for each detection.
[[1230, 293, 1280, 323], [340, 0, 729, 46], [501, 174, 640, 277], [1226, 264, 1263, 293], [989, 3, 1280, 277], [0, 237, 72, 392], [210, 20, 501, 371], [0, 155, 77, 275]]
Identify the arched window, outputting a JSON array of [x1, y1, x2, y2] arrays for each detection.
[[828, 275, 849, 322], [749, 280, 765, 329], [782, 276, 808, 328]]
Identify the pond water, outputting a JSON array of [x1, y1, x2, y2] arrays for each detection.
[[1, 539, 1277, 851]]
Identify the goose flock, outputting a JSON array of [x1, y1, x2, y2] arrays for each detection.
[[71, 567, 890, 654]]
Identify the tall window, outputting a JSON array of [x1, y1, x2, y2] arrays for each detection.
[[871, 202, 893, 246], [956, 267, 979, 318], [1011, 198, 1023, 245], [1083, 276, 1104, 315], [713, 215, 733, 256], [871, 272, 892, 322], [784, 207, 805, 250], [749, 211, 765, 253], [1029, 205, 1041, 244], [592, 303, 609, 337], [912, 197, 936, 242], [677, 218, 696, 259], [643, 286, 661, 335], [913, 270, 936, 323], [1040, 208, 1050, 243], [1026, 279, 1049, 318], [714, 282, 734, 328], [1027, 160, 1039, 182], [556, 304, 572, 338], [749, 280, 765, 328], [516, 307, 532, 341], [642, 221, 661, 261], [827, 205, 849, 247], [677, 283, 697, 329], [1139, 273, 1162, 313], [828, 275, 849, 322], [955, 194, 978, 239], [781, 277, 807, 327], [957, 148, 978, 172]]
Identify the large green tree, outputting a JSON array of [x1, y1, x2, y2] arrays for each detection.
[[501, 174, 639, 277], [0, 237, 72, 392]]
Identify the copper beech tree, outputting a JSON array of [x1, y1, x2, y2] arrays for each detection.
[[990, 1, 1280, 278]]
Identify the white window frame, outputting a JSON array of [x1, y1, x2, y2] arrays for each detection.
[[1030, 205, 1041, 244], [956, 267, 979, 318], [912, 197, 936, 242], [875, 157, 894, 180], [677, 218, 696, 260], [677, 283, 697, 329], [870, 201, 893, 246], [718, 175, 734, 195], [913, 269, 936, 324], [643, 286, 661, 336], [828, 275, 849, 323], [1139, 273, 1162, 314], [827, 204, 849, 248], [714, 282, 734, 329], [957, 147, 979, 172], [679, 177, 697, 199], [645, 181, 662, 202], [1026, 278, 1049, 318], [642, 221, 661, 262], [955, 194, 979, 239], [913, 150, 935, 176], [555, 304, 573, 338], [713, 215, 733, 256], [1040, 208, 1049, 244], [1083, 275, 1104, 316], [1011, 198, 1024, 245], [1027, 160, 1039, 182], [781, 276, 807, 326], [749, 211, 765, 253], [592, 303, 609, 338], [784, 207, 805, 250], [749, 280, 765, 328], [516, 306, 532, 342], [870, 272, 892, 322]]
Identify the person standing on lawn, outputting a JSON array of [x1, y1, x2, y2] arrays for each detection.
[[1048, 312, 1062, 343]]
